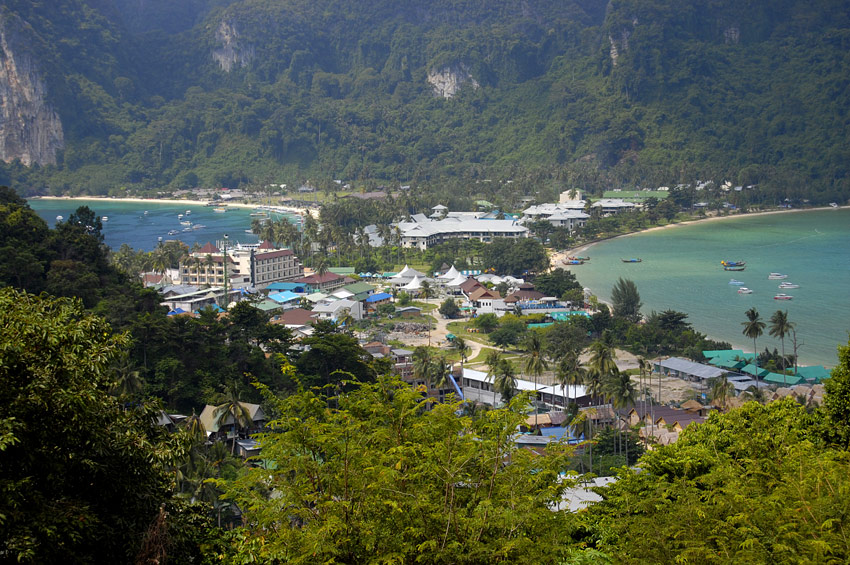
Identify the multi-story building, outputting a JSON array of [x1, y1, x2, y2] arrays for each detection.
[[248, 241, 303, 288], [395, 211, 529, 251], [179, 242, 238, 286], [196, 240, 303, 290]]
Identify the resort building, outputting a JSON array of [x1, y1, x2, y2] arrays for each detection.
[[228, 240, 303, 289], [394, 213, 528, 250], [293, 272, 346, 292], [521, 203, 589, 230], [179, 242, 238, 286], [591, 198, 637, 214]]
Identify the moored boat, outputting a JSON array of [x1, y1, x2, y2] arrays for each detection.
[[101, 216, 108, 222], [729, 279, 745, 285], [768, 272, 788, 280], [721, 260, 746, 267], [565, 260, 584, 265], [724, 266, 745, 271], [56, 215, 63, 221], [167, 229, 180, 236], [213, 207, 227, 213], [737, 287, 753, 294], [568, 256, 590, 261], [774, 293, 793, 300], [778, 282, 799, 289], [621, 258, 642, 263]]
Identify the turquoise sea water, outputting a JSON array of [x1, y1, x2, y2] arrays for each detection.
[[28, 198, 273, 251], [571, 209, 850, 367]]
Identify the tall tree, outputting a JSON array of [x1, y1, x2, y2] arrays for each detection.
[[769, 310, 795, 382], [214, 384, 254, 455], [493, 358, 518, 404], [523, 331, 549, 428], [0, 288, 191, 563], [611, 277, 642, 323], [742, 307, 766, 389], [555, 350, 585, 412]]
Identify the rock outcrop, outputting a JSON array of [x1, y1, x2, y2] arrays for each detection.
[[0, 14, 64, 166], [427, 64, 479, 99], [212, 20, 255, 72]]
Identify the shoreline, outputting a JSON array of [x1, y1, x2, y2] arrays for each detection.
[[34, 195, 320, 218], [551, 206, 840, 368], [552, 206, 836, 264]]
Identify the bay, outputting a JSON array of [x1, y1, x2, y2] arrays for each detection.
[[28, 198, 277, 251], [570, 209, 850, 367]]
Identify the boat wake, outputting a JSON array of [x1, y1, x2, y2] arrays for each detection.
[[754, 230, 824, 248]]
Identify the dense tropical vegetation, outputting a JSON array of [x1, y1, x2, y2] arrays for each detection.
[[2, 186, 850, 562], [1, 0, 848, 205]]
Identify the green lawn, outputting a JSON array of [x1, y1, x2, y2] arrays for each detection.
[[446, 321, 492, 345]]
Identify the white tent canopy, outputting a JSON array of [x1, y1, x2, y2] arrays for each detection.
[[439, 265, 461, 280], [393, 265, 414, 278], [402, 275, 425, 290], [446, 274, 470, 287]]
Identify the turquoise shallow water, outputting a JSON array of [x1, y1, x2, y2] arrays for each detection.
[[571, 209, 850, 367], [28, 198, 269, 251]]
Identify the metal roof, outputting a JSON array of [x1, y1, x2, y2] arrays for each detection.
[[656, 357, 725, 380]]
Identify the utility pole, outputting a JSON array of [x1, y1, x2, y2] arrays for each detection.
[[223, 233, 229, 310]]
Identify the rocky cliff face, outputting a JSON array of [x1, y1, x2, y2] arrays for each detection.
[[212, 20, 255, 72], [427, 64, 479, 99], [0, 14, 64, 166]]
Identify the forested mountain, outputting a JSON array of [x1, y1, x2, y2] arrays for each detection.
[[1, 0, 848, 202]]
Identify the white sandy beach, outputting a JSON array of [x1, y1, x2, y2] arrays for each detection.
[[551, 206, 835, 267], [35, 195, 321, 218]]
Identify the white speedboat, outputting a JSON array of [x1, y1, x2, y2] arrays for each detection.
[[180, 220, 192, 226], [185, 210, 191, 215], [774, 293, 793, 300], [778, 282, 799, 289], [56, 215, 63, 221], [768, 273, 788, 280], [213, 207, 227, 213], [729, 279, 745, 285], [178, 214, 183, 219], [101, 216, 108, 222], [737, 287, 753, 294]]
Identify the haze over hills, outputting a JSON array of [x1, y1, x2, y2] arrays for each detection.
[[0, 0, 848, 203]]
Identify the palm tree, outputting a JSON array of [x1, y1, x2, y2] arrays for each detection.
[[493, 358, 517, 404], [604, 371, 637, 464], [412, 346, 433, 394], [742, 307, 766, 389], [337, 308, 355, 335], [432, 354, 451, 399], [485, 349, 501, 407], [710, 374, 735, 412], [203, 253, 216, 287], [769, 310, 795, 383], [314, 257, 329, 278], [420, 280, 435, 304], [151, 245, 170, 278], [555, 351, 585, 412], [214, 384, 254, 455], [453, 336, 469, 367], [523, 331, 549, 428]]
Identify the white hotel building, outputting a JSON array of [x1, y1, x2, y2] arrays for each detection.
[[396, 211, 528, 251]]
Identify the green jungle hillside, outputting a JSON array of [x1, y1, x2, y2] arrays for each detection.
[[1, 0, 849, 203]]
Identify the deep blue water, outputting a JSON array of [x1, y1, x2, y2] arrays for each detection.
[[29, 198, 267, 251]]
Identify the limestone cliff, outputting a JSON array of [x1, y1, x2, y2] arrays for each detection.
[[212, 20, 255, 72], [0, 14, 64, 166], [427, 64, 479, 99]]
